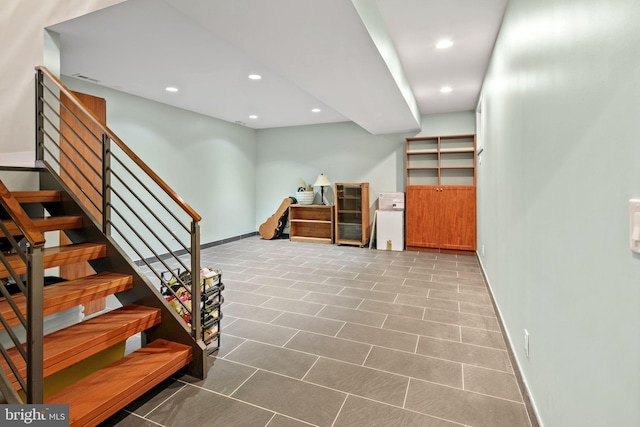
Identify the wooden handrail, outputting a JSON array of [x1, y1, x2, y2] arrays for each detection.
[[0, 181, 45, 247], [35, 66, 202, 222]]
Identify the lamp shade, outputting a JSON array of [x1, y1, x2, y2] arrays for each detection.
[[313, 173, 331, 187]]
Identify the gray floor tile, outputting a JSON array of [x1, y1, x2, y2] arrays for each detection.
[[429, 289, 492, 305], [266, 414, 315, 427], [374, 282, 430, 297], [312, 268, 358, 280], [459, 301, 496, 317], [225, 340, 317, 379], [254, 285, 310, 300], [272, 264, 317, 274], [339, 287, 397, 302], [224, 271, 258, 282], [337, 323, 418, 353], [464, 365, 523, 402], [224, 319, 297, 346], [395, 294, 460, 311], [461, 327, 507, 350], [100, 412, 162, 426], [232, 370, 346, 427], [358, 299, 424, 320], [405, 378, 530, 427], [285, 331, 371, 365], [147, 384, 274, 426], [178, 357, 257, 396], [408, 279, 460, 293], [123, 378, 186, 416], [333, 395, 462, 427], [292, 281, 344, 295], [423, 308, 500, 331], [355, 273, 405, 285], [243, 267, 287, 277], [248, 275, 299, 288], [304, 358, 409, 406], [216, 334, 246, 358], [272, 312, 344, 336], [416, 336, 513, 372], [224, 279, 263, 293], [224, 289, 272, 306], [262, 297, 323, 315], [224, 302, 283, 323], [318, 305, 387, 327], [383, 315, 461, 341], [281, 271, 328, 283], [323, 276, 375, 290], [303, 292, 363, 309], [365, 346, 463, 388]]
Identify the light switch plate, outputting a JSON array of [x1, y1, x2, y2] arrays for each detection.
[[630, 199, 640, 254]]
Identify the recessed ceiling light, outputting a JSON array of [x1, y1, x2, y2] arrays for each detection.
[[249, 115, 258, 119], [436, 39, 454, 49], [165, 87, 178, 92], [248, 74, 262, 80], [440, 86, 453, 93], [311, 108, 321, 113]]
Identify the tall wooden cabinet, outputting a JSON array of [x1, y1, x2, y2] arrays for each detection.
[[335, 183, 370, 247], [405, 134, 476, 252]]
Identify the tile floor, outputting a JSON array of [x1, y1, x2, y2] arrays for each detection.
[[102, 236, 534, 427]]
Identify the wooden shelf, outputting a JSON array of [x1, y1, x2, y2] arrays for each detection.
[[289, 205, 333, 244]]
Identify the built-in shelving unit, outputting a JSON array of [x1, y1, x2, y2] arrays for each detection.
[[405, 134, 477, 252], [406, 134, 476, 186]]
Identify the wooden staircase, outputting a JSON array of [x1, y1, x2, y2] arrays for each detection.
[[0, 189, 194, 426]]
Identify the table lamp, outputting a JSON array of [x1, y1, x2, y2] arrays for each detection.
[[313, 173, 331, 205]]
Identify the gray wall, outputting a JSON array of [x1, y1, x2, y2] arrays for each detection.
[[62, 77, 257, 247], [477, 0, 640, 425]]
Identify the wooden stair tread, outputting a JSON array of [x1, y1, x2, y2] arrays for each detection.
[[11, 191, 62, 204], [0, 272, 133, 330], [0, 243, 107, 278], [2, 304, 161, 388], [46, 339, 192, 427], [1, 216, 83, 237]]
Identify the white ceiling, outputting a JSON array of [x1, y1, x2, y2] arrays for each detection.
[[49, 0, 508, 135]]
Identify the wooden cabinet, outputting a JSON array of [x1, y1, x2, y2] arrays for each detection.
[[289, 205, 334, 244], [335, 183, 369, 247], [406, 186, 476, 251], [406, 134, 476, 252]]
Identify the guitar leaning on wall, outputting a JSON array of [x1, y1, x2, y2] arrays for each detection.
[[259, 197, 297, 240]]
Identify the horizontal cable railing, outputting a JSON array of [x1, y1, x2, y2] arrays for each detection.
[[34, 67, 203, 345], [0, 180, 45, 403]]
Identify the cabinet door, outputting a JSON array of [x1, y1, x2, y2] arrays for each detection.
[[406, 186, 440, 247], [439, 186, 476, 251]]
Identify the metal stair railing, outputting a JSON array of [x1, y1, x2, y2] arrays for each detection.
[[34, 66, 203, 347], [0, 180, 45, 403]]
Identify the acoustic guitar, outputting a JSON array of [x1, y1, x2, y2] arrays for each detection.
[[259, 197, 296, 240]]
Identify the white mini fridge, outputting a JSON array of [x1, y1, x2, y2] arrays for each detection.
[[376, 192, 404, 251]]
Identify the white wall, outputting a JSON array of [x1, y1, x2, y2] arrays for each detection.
[[254, 112, 475, 229], [62, 77, 257, 246], [477, 0, 640, 425], [0, 0, 124, 159]]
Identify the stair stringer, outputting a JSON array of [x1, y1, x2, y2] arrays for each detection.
[[37, 169, 208, 380]]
